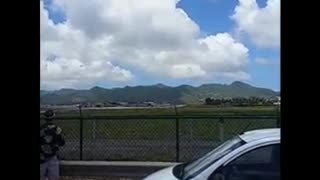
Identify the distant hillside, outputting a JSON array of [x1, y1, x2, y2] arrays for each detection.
[[40, 81, 279, 105]]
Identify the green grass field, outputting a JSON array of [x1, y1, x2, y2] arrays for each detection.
[[51, 118, 277, 141], [44, 105, 279, 117], [41, 105, 280, 161], [41, 105, 280, 141]]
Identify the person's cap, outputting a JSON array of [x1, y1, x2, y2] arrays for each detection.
[[44, 109, 55, 119]]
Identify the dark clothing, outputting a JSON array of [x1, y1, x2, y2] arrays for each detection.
[[40, 122, 65, 164]]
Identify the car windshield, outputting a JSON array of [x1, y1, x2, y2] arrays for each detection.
[[182, 136, 245, 179]]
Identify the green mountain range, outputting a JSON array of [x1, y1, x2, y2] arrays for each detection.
[[40, 81, 279, 105]]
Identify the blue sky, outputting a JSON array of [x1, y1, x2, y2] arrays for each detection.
[[41, 0, 280, 91], [176, 0, 280, 90]]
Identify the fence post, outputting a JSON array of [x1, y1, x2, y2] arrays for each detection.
[[276, 105, 280, 128], [174, 104, 180, 162], [91, 119, 96, 160], [219, 117, 224, 143], [79, 105, 83, 160]]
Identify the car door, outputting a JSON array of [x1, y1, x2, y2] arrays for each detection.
[[208, 144, 280, 180]]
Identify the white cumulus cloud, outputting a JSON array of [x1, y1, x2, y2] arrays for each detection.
[[231, 0, 280, 48], [41, 0, 251, 89], [41, 1, 133, 89]]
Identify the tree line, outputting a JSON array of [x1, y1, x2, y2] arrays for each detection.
[[205, 97, 279, 106]]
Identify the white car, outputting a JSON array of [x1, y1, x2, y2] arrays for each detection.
[[144, 128, 280, 180]]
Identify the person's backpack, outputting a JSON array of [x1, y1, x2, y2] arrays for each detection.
[[40, 123, 65, 163]]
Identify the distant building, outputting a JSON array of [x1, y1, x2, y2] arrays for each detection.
[[82, 102, 93, 107], [118, 102, 129, 106], [269, 96, 280, 105], [144, 101, 155, 107], [273, 102, 280, 105], [94, 103, 104, 107]]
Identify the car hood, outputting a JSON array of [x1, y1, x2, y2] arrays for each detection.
[[143, 166, 179, 180]]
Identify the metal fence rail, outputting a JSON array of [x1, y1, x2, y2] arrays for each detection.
[[40, 113, 280, 162]]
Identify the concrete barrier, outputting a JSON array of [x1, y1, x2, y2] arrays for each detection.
[[61, 161, 179, 178]]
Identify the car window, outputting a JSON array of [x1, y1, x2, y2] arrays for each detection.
[[231, 145, 273, 165], [208, 144, 280, 180], [182, 136, 245, 179]]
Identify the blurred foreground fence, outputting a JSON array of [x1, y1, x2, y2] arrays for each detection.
[[40, 109, 280, 162]]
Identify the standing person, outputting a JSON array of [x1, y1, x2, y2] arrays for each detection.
[[40, 109, 65, 180]]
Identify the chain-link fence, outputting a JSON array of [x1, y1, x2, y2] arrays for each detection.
[[40, 109, 280, 162]]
